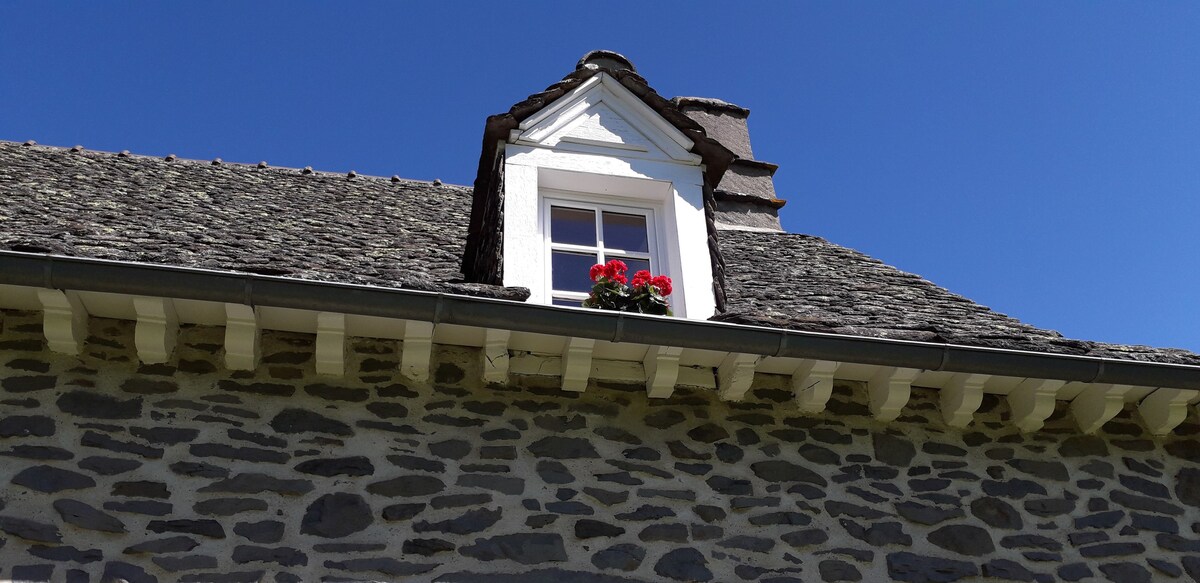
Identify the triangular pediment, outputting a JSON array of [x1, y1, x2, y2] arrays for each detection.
[[511, 74, 700, 164], [548, 101, 657, 152]]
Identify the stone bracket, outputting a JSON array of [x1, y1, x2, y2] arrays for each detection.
[[644, 345, 683, 398], [868, 367, 920, 422], [561, 337, 596, 392], [1070, 383, 1134, 434], [791, 359, 839, 414], [940, 373, 988, 428], [223, 303, 260, 371], [482, 328, 511, 385], [314, 312, 346, 376], [717, 352, 760, 402], [400, 320, 435, 382], [132, 296, 178, 364], [37, 289, 88, 355], [1007, 378, 1067, 433], [1138, 387, 1198, 435]]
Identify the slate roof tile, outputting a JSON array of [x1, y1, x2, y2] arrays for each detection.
[[0, 141, 524, 300], [715, 230, 1200, 365]]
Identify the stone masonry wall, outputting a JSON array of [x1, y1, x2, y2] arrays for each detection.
[[2, 307, 1200, 582]]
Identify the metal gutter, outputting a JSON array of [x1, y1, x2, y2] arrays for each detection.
[[4, 250, 1200, 390]]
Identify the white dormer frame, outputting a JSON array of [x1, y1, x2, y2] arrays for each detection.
[[502, 73, 716, 320], [511, 75, 702, 164]]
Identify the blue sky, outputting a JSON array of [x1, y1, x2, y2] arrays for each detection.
[[3, 2, 1198, 351]]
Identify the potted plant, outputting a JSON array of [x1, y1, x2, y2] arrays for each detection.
[[582, 259, 673, 316]]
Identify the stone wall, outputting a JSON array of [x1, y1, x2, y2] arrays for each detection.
[[2, 308, 1200, 582]]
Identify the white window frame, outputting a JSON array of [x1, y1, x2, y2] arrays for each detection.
[[541, 192, 664, 308]]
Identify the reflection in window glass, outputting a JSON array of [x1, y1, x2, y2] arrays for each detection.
[[552, 297, 581, 307], [550, 207, 596, 246], [613, 256, 650, 277], [551, 251, 598, 293], [602, 212, 648, 253]]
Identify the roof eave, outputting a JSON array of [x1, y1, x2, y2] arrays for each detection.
[[3, 250, 1199, 391]]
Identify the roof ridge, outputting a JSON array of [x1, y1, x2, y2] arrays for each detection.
[[0, 139, 469, 189]]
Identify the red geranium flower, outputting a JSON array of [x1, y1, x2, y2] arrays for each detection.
[[582, 262, 671, 316], [601, 259, 627, 280], [650, 275, 672, 296]]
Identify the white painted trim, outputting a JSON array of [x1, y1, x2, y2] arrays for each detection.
[[223, 303, 260, 371], [516, 73, 696, 161], [518, 76, 604, 133], [1069, 383, 1133, 434], [1138, 387, 1197, 435], [132, 296, 178, 364], [482, 328, 511, 384], [315, 312, 346, 376], [11, 284, 1200, 436], [559, 136, 650, 152], [717, 352, 760, 401], [503, 147, 714, 320], [792, 359, 839, 414], [37, 289, 87, 355], [644, 345, 683, 398], [868, 367, 920, 421], [1007, 378, 1067, 433], [561, 337, 596, 392], [400, 320, 434, 382], [940, 373, 988, 428]]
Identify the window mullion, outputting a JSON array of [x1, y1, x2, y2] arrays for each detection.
[[551, 242, 602, 254], [594, 205, 605, 250], [603, 249, 652, 259]]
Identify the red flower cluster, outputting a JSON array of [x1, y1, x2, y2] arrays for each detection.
[[590, 259, 628, 285], [651, 275, 672, 296], [629, 270, 672, 296], [583, 259, 673, 315]]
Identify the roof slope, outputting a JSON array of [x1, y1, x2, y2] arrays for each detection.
[[0, 142, 523, 300], [1, 140, 1195, 364], [716, 230, 1200, 365]]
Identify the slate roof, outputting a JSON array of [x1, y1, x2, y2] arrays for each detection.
[[2, 140, 1197, 365], [0, 141, 523, 300], [715, 230, 1200, 365]]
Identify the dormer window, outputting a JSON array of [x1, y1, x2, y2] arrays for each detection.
[[545, 196, 660, 307], [497, 72, 721, 319], [463, 51, 739, 320]]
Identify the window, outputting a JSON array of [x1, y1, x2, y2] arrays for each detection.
[[543, 197, 659, 307]]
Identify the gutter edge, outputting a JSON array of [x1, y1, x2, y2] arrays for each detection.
[[3, 250, 1198, 390]]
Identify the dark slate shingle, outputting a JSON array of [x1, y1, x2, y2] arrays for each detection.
[[0, 141, 523, 300], [716, 230, 1200, 365]]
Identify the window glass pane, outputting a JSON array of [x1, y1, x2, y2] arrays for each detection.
[[613, 256, 651, 279], [552, 297, 582, 307], [552, 251, 598, 293], [551, 207, 596, 246], [602, 212, 648, 253]]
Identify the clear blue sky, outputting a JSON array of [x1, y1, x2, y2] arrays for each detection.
[[3, 2, 1198, 351]]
